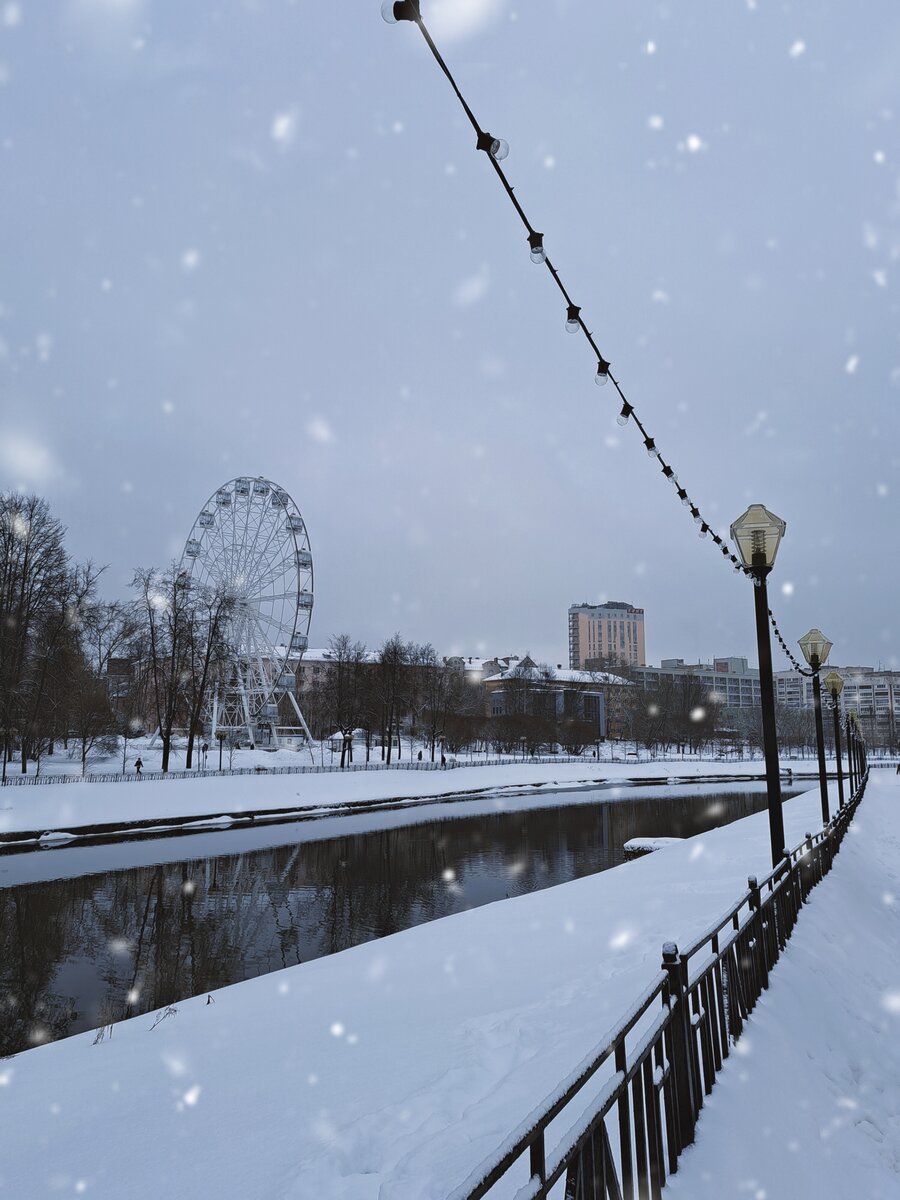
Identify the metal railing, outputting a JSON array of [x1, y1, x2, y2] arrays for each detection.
[[451, 769, 869, 1200], [0, 754, 600, 788]]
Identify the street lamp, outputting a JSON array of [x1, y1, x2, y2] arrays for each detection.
[[797, 628, 833, 826], [849, 708, 866, 786], [824, 670, 845, 808], [730, 503, 787, 868]]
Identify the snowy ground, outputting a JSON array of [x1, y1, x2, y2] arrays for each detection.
[[2, 734, 778, 780], [665, 769, 900, 1200], [0, 755, 809, 842], [1, 777, 880, 1199]]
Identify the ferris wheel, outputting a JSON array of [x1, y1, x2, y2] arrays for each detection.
[[181, 476, 314, 751]]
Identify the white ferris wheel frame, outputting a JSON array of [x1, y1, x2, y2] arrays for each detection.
[[180, 476, 314, 752]]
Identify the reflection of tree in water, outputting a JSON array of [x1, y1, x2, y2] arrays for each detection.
[[0, 788, 788, 1055]]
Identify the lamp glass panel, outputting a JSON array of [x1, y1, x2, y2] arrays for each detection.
[[798, 629, 833, 666], [824, 671, 844, 696], [729, 504, 787, 568]]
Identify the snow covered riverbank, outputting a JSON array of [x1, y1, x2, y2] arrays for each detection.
[[0, 778, 865, 1199], [0, 757, 813, 844]]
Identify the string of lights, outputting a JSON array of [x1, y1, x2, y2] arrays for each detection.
[[382, 1, 817, 669], [768, 609, 816, 676]]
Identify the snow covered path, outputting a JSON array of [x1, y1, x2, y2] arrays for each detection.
[[665, 768, 900, 1200], [0, 781, 858, 1199], [0, 758, 799, 842]]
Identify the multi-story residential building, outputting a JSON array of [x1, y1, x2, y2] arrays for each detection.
[[633, 657, 761, 710], [568, 601, 646, 670], [775, 666, 900, 738]]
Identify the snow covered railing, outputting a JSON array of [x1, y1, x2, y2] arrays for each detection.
[[0, 754, 595, 787], [453, 769, 870, 1200]]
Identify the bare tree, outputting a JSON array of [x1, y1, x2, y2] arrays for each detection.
[[183, 584, 235, 770], [132, 566, 194, 773], [68, 661, 118, 775], [375, 634, 409, 764], [320, 635, 368, 767], [0, 494, 99, 775]]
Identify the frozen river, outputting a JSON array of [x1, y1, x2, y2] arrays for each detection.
[[0, 780, 799, 1056]]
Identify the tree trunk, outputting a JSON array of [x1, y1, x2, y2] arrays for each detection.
[[161, 736, 170, 773]]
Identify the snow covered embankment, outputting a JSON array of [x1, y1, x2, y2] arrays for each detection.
[[0, 782, 861, 1200]]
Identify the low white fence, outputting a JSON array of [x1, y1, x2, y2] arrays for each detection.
[[0, 755, 600, 788]]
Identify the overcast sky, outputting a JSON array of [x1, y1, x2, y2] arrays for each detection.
[[2, 0, 898, 669]]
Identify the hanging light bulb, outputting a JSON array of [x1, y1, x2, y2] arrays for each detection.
[[381, 0, 419, 21], [690, 506, 702, 524], [661, 465, 678, 483], [616, 401, 633, 426], [677, 488, 690, 505], [565, 304, 581, 333], [699, 523, 709, 539], [528, 232, 546, 264], [644, 437, 656, 457], [595, 358, 610, 386], [476, 131, 509, 160]]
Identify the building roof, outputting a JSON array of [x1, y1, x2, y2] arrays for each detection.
[[485, 666, 631, 687]]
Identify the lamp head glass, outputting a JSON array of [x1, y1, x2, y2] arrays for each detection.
[[797, 628, 833, 668], [729, 503, 786, 570]]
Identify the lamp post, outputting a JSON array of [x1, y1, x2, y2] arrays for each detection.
[[846, 710, 856, 795], [824, 671, 845, 808], [730, 503, 787, 868], [850, 709, 866, 784], [797, 628, 833, 827]]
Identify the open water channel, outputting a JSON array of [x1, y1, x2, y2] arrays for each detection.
[[0, 779, 802, 1056]]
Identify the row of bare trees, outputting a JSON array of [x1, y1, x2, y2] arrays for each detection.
[[302, 634, 483, 766], [0, 493, 237, 775]]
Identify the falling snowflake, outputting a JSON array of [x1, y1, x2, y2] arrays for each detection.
[[271, 109, 298, 147], [682, 134, 707, 154], [306, 416, 334, 444]]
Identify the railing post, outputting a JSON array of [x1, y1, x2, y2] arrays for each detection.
[[747, 875, 769, 992], [661, 941, 697, 1152]]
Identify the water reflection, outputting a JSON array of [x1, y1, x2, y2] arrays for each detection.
[[0, 785, 797, 1056]]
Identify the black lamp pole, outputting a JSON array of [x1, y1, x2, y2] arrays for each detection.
[[846, 714, 855, 795], [809, 659, 830, 825], [751, 556, 785, 867], [830, 695, 845, 808]]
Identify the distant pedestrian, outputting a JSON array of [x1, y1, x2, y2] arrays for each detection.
[[440, 751, 446, 767], [417, 750, 422, 762], [134, 757, 143, 776], [895, 762, 899, 776], [202, 741, 209, 769]]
